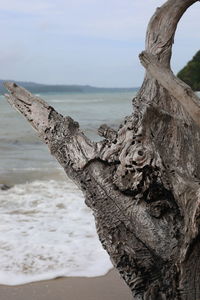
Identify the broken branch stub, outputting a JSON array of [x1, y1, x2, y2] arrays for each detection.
[[4, 0, 200, 299]]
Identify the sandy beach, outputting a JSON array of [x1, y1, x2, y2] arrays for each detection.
[[0, 269, 132, 300]]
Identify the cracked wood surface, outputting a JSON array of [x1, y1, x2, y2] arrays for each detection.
[[4, 0, 200, 299], [139, 51, 200, 127]]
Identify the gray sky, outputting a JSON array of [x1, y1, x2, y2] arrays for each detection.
[[0, 0, 199, 87]]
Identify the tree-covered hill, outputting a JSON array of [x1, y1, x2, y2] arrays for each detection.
[[177, 50, 200, 91]]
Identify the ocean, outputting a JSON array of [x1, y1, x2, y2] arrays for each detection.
[[0, 90, 135, 285]]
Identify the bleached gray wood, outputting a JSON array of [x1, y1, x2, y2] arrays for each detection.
[[4, 0, 200, 299], [139, 51, 200, 127]]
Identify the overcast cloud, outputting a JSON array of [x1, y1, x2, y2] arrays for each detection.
[[0, 0, 199, 87]]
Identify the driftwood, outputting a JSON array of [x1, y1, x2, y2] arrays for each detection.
[[4, 0, 200, 299]]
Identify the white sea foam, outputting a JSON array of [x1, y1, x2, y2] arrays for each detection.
[[0, 179, 112, 285]]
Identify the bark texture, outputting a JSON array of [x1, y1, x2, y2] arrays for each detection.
[[4, 0, 200, 299]]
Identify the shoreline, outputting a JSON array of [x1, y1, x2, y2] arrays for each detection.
[[0, 269, 132, 300]]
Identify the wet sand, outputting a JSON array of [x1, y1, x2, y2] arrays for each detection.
[[0, 269, 132, 300]]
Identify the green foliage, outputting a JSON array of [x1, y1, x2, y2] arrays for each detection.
[[177, 50, 200, 91]]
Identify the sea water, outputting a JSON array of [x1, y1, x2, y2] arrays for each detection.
[[0, 90, 135, 285]]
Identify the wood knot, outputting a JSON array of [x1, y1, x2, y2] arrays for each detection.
[[98, 124, 117, 140]]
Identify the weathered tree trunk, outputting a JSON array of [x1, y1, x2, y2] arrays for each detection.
[[4, 0, 200, 299]]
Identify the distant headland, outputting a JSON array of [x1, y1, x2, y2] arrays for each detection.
[[0, 80, 139, 95]]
